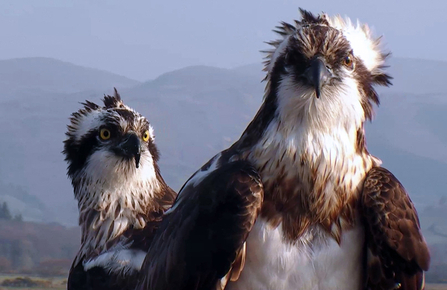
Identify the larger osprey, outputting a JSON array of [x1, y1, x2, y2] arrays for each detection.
[[137, 9, 430, 290], [63, 90, 176, 290]]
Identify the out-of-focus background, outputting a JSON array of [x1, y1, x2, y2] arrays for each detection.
[[0, 0, 446, 288]]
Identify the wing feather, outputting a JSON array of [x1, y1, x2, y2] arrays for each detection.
[[229, 242, 247, 282], [137, 160, 264, 290], [361, 167, 430, 290]]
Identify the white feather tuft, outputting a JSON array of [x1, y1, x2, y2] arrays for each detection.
[[266, 35, 292, 74], [72, 110, 103, 142], [190, 153, 221, 187], [263, 11, 388, 77], [149, 125, 155, 140], [83, 248, 146, 275], [326, 15, 386, 72]]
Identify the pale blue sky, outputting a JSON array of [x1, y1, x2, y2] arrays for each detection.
[[1, 0, 446, 81]]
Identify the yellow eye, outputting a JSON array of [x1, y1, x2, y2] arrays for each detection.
[[142, 130, 150, 142], [99, 128, 111, 140], [343, 55, 354, 69]]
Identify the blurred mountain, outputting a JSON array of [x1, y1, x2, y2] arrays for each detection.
[[385, 57, 447, 95], [0, 57, 140, 98], [0, 57, 445, 235]]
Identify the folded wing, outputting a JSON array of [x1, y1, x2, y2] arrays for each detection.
[[137, 160, 264, 290], [361, 167, 430, 290]]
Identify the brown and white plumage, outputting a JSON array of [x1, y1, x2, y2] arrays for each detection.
[[136, 9, 429, 290], [63, 89, 176, 290], [362, 167, 430, 290]]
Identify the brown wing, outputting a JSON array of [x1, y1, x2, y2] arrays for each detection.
[[137, 160, 264, 290], [361, 167, 430, 290]]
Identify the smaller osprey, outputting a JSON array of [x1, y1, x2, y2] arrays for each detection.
[[63, 89, 176, 290]]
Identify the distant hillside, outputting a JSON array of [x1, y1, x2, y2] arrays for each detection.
[[0, 219, 79, 272], [0, 56, 445, 229], [0, 57, 140, 98]]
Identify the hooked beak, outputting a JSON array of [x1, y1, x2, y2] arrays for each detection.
[[304, 58, 331, 98], [115, 133, 141, 168]]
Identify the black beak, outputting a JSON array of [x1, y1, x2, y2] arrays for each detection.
[[304, 58, 331, 98], [116, 133, 141, 168]]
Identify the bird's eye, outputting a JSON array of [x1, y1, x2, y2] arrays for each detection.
[[142, 130, 150, 142], [99, 128, 111, 140], [343, 55, 354, 69]]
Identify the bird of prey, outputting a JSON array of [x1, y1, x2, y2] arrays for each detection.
[[137, 9, 430, 290], [63, 89, 176, 290]]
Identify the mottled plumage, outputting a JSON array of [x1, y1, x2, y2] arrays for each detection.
[[136, 8, 429, 290], [63, 89, 176, 290], [362, 167, 429, 290]]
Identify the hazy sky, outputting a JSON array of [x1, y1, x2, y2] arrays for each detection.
[[1, 0, 446, 81]]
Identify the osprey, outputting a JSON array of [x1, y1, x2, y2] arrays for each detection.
[[137, 9, 430, 290], [63, 89, 176, 290]]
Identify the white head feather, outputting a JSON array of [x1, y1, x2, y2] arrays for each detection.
[[264, 10, 388, 77], [326, 15, 386, 73]]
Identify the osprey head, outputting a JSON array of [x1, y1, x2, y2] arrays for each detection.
[[63, 89, 159, 182], [263, 9, 392, 125]]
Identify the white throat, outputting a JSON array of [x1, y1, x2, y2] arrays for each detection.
[[276, 74, 365, 133], [247, 75, 380, 223], [74, 149, 161, 254], [255, 75, 370, 168]]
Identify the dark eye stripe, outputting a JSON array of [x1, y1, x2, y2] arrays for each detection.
[[64, 130, 101, 178]]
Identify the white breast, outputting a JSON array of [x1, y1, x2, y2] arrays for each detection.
[[227, 218, 364, 290]]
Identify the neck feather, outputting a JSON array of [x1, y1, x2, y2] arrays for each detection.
[[234, 85, 380, 242], [71, 162, 174, 262]]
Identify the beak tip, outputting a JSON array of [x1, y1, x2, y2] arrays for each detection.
[[135, 154, 141, 169]]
